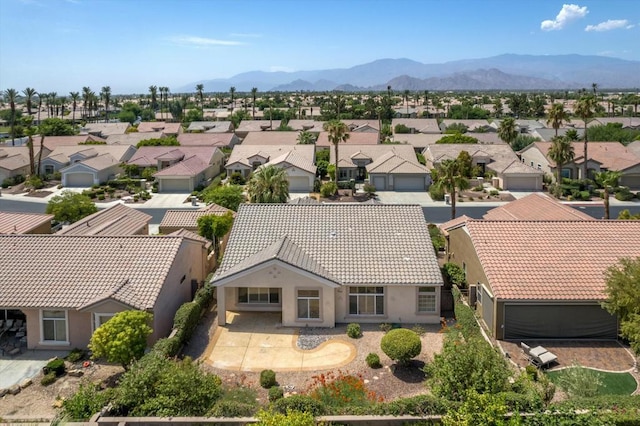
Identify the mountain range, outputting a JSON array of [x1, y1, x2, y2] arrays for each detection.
[[180, 54, 640, 93]]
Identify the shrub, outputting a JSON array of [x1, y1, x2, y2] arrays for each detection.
[[65, 348, 87, 363], [26, 175, 45, 189], [61, 382, 113, 421], [489, 189, 499, 196], [615, 187, 635, 201], [451, 287, 480, 339], [41, 371, 57, 386], [376, 394, 452, 416], [442, 262, 467, 288], [273, 394, 326, 416], [379, 323, 392, 333], [346, 323, 362, 339], [320, 181, 337, 197], [151, 336, 181, 357], [366, 352, 382, 368], [428, 223, 445, 252], [46, 358, 66, 376], [194, 283, 215, 310], [260, 369, 277, 388], [554, 365, 603, 398], [429, 184, 445, 201], [363, 183, 376, 195], [268, 386, 284, 402], [89, 310, 152, 369], [381, 328, 421, 366], [313, 178, 321, 193], [173, 302, 202, 345], [309, 371, 380, 410], [208, 400, 256, 417], [256, 409, 316, 426], [229, 172, 246, 185]]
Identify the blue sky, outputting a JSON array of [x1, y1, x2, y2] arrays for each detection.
[[0, 0, 638, 94]]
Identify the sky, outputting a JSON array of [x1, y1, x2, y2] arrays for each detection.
[[0, 0, 639, 94]]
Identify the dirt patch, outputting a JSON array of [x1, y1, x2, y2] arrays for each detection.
[[318, 190, 377, 204], [24, 190, 53, 198], [457, 189, 515, 202]]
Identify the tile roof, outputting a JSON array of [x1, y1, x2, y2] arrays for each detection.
[[82, 122, 130, 136], [236, 120, 282, 132], [44, 145, 134, 164], [483, 193, 593, 221], [531, 141, 640, 171], [106, 132, 165, 145], [160, 203, 235, 229], [241, 131, 300, 145], [366, 151, 430, 174], [390, 134, 443, 149], [42, 135, 106, 150], [186, 121, 233, 132], [0, 151, 30, 171], [214, 204, 443, 286], [74, 153, 119, 171], [341, 119, 380, 131], [464, 220, 640, 300], [178, 133, 236, 146], [153, 155, 210, 177], [331, 144, 420, 168], [227, 144, 315, 169], [57, 204, 152, 236], [424, 144, 541, 176], [0, 235, 197, 310], [392, 118, 440, 133], [129, 146, 218, 167], [286, 120, 325, 132], [628, 141, 640, 157], [316, 132, 379, 147], [0, 211, 53, 234], [266, 150, 317, 174], [137, 121, 182, 134]]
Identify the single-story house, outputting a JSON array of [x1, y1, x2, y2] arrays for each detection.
[[41, 145, 136, 177], [587, 117, 640, 130], [439, 219, 640, 340], [186, 121, 234, 133], [316, 131, 379, 148], [226, 144, 316, 192], [212, 204, 444, 327], [105, 132, 166, 146], [0, 211, 54, 234], [286, 120, 325, 133], [241, 131, 301, 146], [489, 119, 545, 134], [60, 153, 123, 187], [424, 144, 543, 191], [331, 144, 430, 191], [235, 120, 282, 140], [154, 112, 174, 121], [137, 121, 182, 135], [530, 127, 584, 142], [57, 203, 152, 235], [177, 133, 240, 148], [482, 193, 593, 221], [341, 120, 380, 133], [519, 141, 640, 187], [129, 146, 225, 192], [440, 119, 493, 133], [0, 234, 209, 350], [0, 147, 33, 183], [81, 122, 131, 138], [392, 118, 440, 134], [40, 135, 107, 151]]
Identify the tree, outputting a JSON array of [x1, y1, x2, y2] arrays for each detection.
[[602, 257, 640, 355], [82, 86, 92, 119], [548, 136, 575, 191], [4, 88, 18, 145], [497, 117, 518, 148], [433, 159, 470, 220], [197, 212, 234, 257], [201, 184, 245, 211], [39, 117, 75, 136], [297, 130, 316, 144], [89, 310, 152, 369], [251, 87, 258, 119], [546, 102, 571, 138], [46, 190, 98, 223], [23, 87, 37, 116], [69, 91, 80, 126], [381, 328, 421, 366], [136, 136, 179, 147], [618, 209, 640, 220], [574, 96, 596, 179], [323, 120, 350, 193], [511, 134, 540, 152], [229, 86, 236, 113], [21, 116, 37, 175], [100, 86, 111, 123], [595, 170, 622, 219], [149, 85, 158, 111], [436, 133, 478, 144], [246, 165, 290, 203], [195, 83, 204, 115]]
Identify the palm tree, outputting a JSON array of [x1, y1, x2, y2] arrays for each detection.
[[59, 96, 67, 118], [100, 86, 111, 123], [297, 130, 316, 144], [37, 92, 44, 124], [251, 87, 258, 119], [196, 84, 204, 115], [82, 86, 91, 119], [23, 87, 37, 116], [592, 83, 598, 97], [546, 103, 571, 138], [403, 89, 410, 115], [548, 136, 575, 196], [574, 96, 596, 180], [4, 88, 18, 145], [69, 92, 80, 126], [149, 85, 158, 111], [323, 120, 350, 193], [229, 86, 236, 113], [48, 92, 57, 117], [246, 164, 290, 203], [22, 116, 36, 175], [497, 117, 519, 148], [433, 159, 470, 220], [595, 170, 622, 219]]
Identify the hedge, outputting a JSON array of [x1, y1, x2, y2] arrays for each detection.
[[452, 286, 480, 339]]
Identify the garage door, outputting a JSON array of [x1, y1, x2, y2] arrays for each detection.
[[65, 173, 94, 187], [620, 174, 640, 189], [504, 304, 618, 340], [372, 176, 386, 190], [288, 176, 310, 192], [505, 176, 538, 190], [161, 178, 191, 192], [394, 176, 424, 191]]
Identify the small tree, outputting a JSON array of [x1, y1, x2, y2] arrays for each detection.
[[200, 184, 245, 211], [46, 190, 98, 224], [89, 310, 152, 369], [602, 257, 640, 355], [380, 328, 421, 366], [197, 212, 234, 256]]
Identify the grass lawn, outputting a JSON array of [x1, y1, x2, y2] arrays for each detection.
[[547, 368, 638, 396]]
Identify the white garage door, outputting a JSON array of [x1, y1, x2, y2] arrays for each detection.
[[394, 176, 424, 191], [505, 176, 538, 190], [372, 176, 386, 190], [288, 176, 310, 192], [65, 173, 94, 187], [161, 178, 191, 192]]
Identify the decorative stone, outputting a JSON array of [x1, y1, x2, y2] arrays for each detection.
[[373, 376, 379, 380], [363, 379, 370, 384], [19, 379, 32, 389], [68, 369, 84, 377], [0, 388, 8, 397], [8, 385, 21, 395]]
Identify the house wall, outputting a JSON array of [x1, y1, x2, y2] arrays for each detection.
[[520, 148, 553, 179], [283, 167, 315, 191], [40, 159, 67, 174], [24, 308, 93, 350], [27, 221, 52, 234], [0, 165, 30, 182]]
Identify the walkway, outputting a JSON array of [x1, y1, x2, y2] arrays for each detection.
[[205, 312, 356, 372]]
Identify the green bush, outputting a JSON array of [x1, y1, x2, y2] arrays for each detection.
[[273, 394, 326, 416], [452, 287, 480, 339], [229, 172, 246, 185], [151, 336, 182, 357], [41, 371, 57, 386], [374, 394, 452, 416], [363, 183, 376, 195], [208, 400, 257, 417], [428, 224, 445, 252], [366, 352, 382, 368], [381, 328, 421, 365], [429, 184, 445, 201], [442, 262, 467, 288], [615, 188, 635, 201], [46, 358, 66, 376], [260, 369, 277, 388], [553, 365, 603, 398], [65, 348, 87, 363], [313, 178, 322, 193], [172, 301, 202, 344], [61, 382, 113, 421], [346, 323, 361, 338], [268, 386, 284, 402], [379, 323, 392, 333], [194, 283, 215, 310], [489, 189, 500, 196], [26, 175, 45, 189], [320, 181, 337, 197]]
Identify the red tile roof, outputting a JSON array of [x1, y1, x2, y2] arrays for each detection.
[[483, 193, 593, 221], [465, 220, 640, 301], [0, 211, 53, 234]]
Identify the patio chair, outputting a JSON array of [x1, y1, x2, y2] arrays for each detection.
[[5, 319, 14, 332], [520, 342, 532, 360], [532, 351, 558, 369], [14, 319, 24, 332]]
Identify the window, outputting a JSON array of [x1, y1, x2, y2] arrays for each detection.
[[537, 164, 542, 170], [476, 284, 483, 304], [339, 169, 349, 179], [94, 313, 115, 331], [44, 165, 54, 175], [41, 310, 67, 342], [530, 161, 534, 167], [349, 287, 384, 315], [238, 288, 280, 304], [297, 289, 320, 319], [417, 287, 437, 313]]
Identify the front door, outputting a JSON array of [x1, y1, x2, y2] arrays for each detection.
[[357, 167, 366, 181]]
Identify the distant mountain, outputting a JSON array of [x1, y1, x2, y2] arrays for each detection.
[[177, 54, 640, 92]]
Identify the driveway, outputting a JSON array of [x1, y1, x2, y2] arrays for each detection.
[[205, 312, 356, 372], [375, 191, 434, 206], [0, 350, 68, 389]]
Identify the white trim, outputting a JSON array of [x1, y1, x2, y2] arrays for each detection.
[[416, 286, 437, 314], [213, 259, 341, 288], [39, 309, 70, 345], [93, 312, 115, 332], [296, 287, 322, 321]]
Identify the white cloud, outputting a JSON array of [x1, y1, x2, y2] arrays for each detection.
[[541, 4, 588, 31], [585, 19, 634, 31], [168, 36, 244, 47], [230, 33, 262, 38]]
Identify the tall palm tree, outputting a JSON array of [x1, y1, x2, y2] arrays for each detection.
[[69, 91, 80, 126], [22, 116, 36, 175], [23, 87, 37, 116], [100, 86, 111, 123], [59, 95, 67, 118], [37, 92, 44, 124], [403, 89, 410, 115], [595, 170, 622, 219], [149, 85, 158, 111], [548, 136, 575, 195], [433, 159, 470, 220], [324, 120, 350, 192], [246, 164, 290, 203], [48, 92, 57, 117], [251, 87, 258, 119], [592, 83, 598, 97], [82, 86, 91, 119], [546, 103, 571, 138], [497, 117, 519, 148], [196, 84, 204, 115], [574, 96, 596, 180], [229, 86, 236, 113], [4, 88, 18, 145]]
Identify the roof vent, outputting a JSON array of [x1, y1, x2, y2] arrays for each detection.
[[329, 230, 337, 238]]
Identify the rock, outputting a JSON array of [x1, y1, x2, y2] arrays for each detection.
[[8, 385, 21, 395], [52, 399, 64, 408], [20, 378, 32, 389], [68, 369, 84, 377], [0, 388, 7, 397], [364, 379, 370, 384], [373, 376, 379, 380]]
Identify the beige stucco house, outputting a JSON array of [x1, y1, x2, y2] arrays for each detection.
[[212, 204, 444, 327]]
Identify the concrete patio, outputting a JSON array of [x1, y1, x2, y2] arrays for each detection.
[[0, 350, 69, 389]]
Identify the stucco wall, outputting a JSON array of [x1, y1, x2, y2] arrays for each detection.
[[24, 308, 92, 350]]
